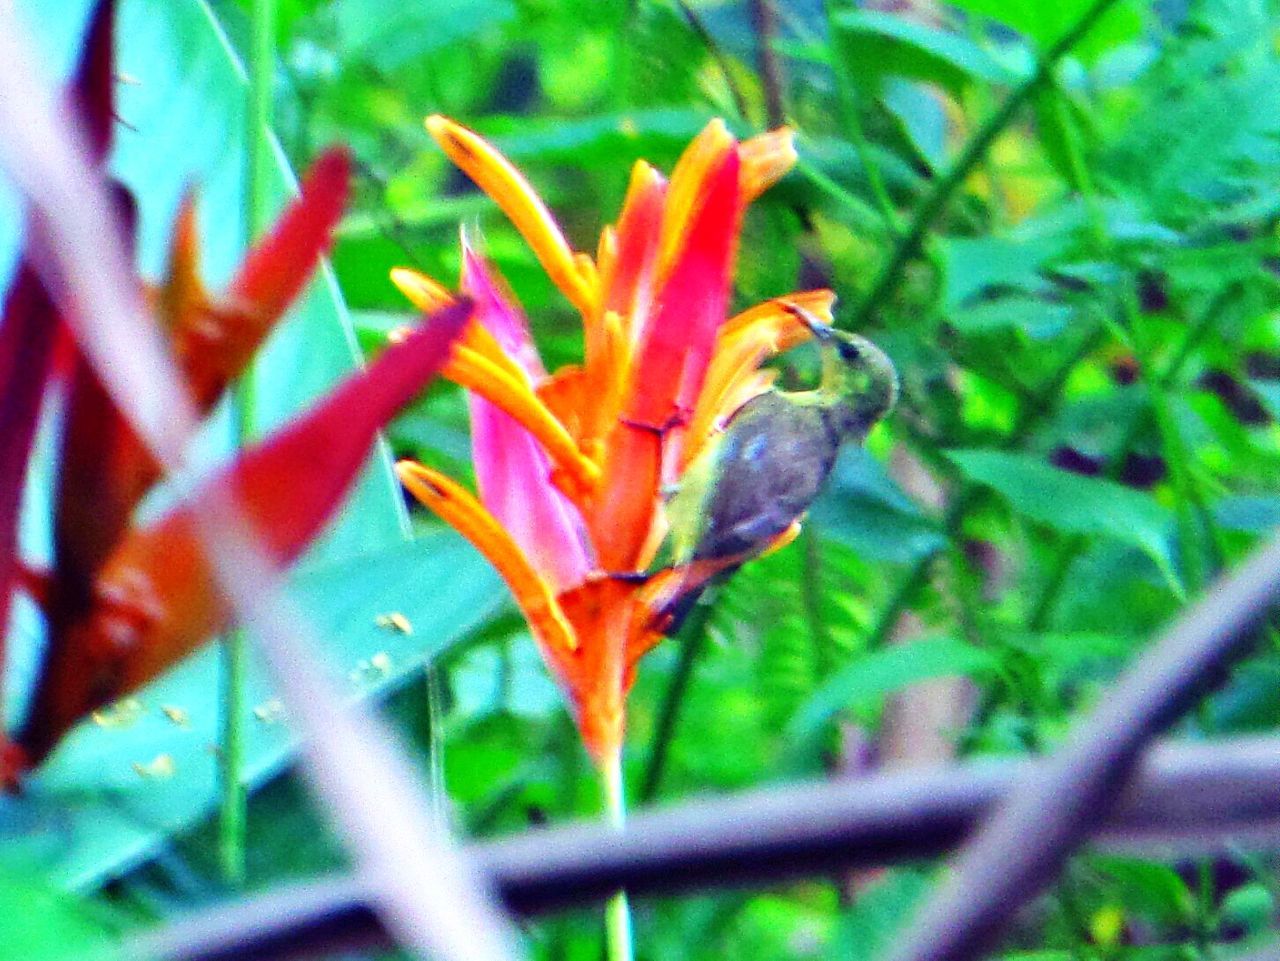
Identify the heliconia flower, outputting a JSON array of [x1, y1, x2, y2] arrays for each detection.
[[2, 0, 475, 775], [394, 116, 837, 763], [19, 300, 472, 764]]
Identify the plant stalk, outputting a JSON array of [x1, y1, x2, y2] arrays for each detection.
[[219, 0, 275, 887], [601, 750, 634, 961]]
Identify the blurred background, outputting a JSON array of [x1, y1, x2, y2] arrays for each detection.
[[6, 0, 1280, 958]]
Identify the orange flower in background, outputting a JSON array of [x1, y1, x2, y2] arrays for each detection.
[[395, 116, 836, 764]]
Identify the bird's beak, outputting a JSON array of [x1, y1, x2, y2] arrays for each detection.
[[784, 303, 836, 342]]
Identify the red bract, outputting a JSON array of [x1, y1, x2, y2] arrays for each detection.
[[3, 0, 470, 775]]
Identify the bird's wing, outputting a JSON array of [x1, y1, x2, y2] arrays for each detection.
[[690, 395, 835, 561]]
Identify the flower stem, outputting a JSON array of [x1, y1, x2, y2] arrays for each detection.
[[601, 750, 634, 961], [219, 0, 275, 887]]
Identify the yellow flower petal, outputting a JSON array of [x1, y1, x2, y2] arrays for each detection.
[[682, 292, 835, 467], [739, 127, 798, 203], [397, 461, 577, 653], [427, 116, 596, 317], [389, 266, 454, 313], [444, 346, 601, 499]]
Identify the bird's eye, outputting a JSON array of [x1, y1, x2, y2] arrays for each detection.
[[837, 340, 861, 363]]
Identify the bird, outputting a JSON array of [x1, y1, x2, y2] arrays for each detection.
[[653, 306, 898, 631]]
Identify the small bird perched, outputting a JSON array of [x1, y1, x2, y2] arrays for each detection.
[[654, 307, 898, 628]]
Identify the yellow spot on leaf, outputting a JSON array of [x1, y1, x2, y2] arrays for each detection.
[[132, 754, 175, 779]]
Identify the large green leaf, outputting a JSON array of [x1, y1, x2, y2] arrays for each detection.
[[945, 449, 1181, 593], [1, 532, 502, 889], [834, 10, 1023, 96], [786, 637, 998, 743], [0, 0, 509, 891]]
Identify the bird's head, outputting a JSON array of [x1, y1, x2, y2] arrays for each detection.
[[791, 306, 898, 438]]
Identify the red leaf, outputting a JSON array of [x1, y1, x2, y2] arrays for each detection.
[[228, 145, 351, 322], [17, 300, 471, 764]]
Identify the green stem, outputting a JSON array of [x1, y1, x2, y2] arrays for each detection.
[[217, 632, 248, 885], [821, 0, 899, 233], [601, 751, 634, 961], [219, 0, 275, 887], [639, 599, 714, 803], [848, 0, 1123, 329]]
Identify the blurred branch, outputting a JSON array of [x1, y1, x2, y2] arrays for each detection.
[[127, 734, 1280, 961], [672, 0, 751, 121], [888, 527, 1280, 961], [750, 0, 785, 127], [848, 0, 1125, 329]]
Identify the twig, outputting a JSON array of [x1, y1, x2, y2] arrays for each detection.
[[639, 600, 715, 803], [750, 0, 785, 127], [125, 734, 1280, 961], [848, 0, 1126, 328], [887, 528, 1280, 961]]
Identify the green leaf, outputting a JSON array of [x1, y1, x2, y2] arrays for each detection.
[[0, 870, 114, 960], [948, 294, 1074, 340], [945, 449, 1180, 593], [786, 638, 998, 742], [946, 0, 1145, 63], [1212, 494, 1280, 533], [825, 870, 930, 961], [1089, 855, 1195, 927], [810, 448, 946, 565], [331, 0, 515, 71], [2, 533, 503, 889], [834, 10, 1023, 96]]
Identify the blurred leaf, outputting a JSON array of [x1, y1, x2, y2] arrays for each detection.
[[835, 11, 1023, 95], [101, 0, 411, 560], [1219, 882, 1274, 936], [946, 0, 1144, 63], [0, 869, 114, 960], [948, 294, 1074, 339], [0, 533, 502, 888], [1211, 494, 1280, 533], [940, 229, 1074, 309], [787, 637, 998, 742], [945, 449, 1179, 591], [1089, 855, 1194, 927], [810, 447, 946, 564], [331, 0, 515, 71], [825, 870, 930, 961]]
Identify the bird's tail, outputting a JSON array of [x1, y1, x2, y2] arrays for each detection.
[[644, 553, 750, 636]]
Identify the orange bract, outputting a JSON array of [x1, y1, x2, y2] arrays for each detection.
[[396, 116, 834, 763]]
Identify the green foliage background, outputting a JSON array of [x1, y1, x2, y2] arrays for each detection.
[[4, 0, 1280, 958]]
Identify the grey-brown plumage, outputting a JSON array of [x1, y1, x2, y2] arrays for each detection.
[[655, 316, 897, 629]]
